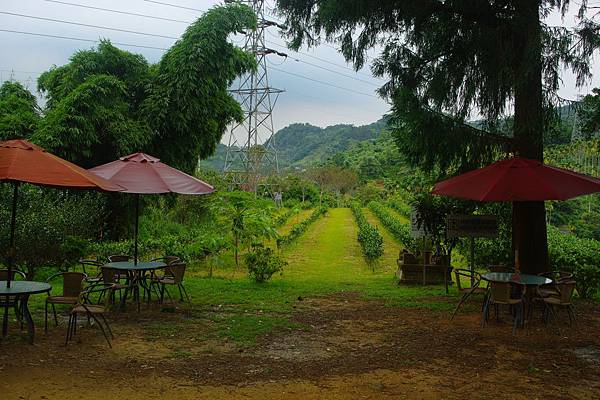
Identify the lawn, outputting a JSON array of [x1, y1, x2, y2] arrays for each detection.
[[2, 208, 600, 399]]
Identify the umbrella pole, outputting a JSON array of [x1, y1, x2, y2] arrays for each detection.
[[134, 194, 139, 265], [7, 182, 19, 288]]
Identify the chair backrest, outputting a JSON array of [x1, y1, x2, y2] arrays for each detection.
[[62, 272, 86, 297], [489, 281, 517, 303], [453, 268, 479, 291], [556, 280, 576, 304], [79, 259, 103, 275], [101, 267, 119, 284], [108, 255, 130, 263], [167, 262, 186, 284], [151, 256, 181, 265], [557, 271, 574, 282], [488, 265, 511, 273], [0, 269, 26, 280]]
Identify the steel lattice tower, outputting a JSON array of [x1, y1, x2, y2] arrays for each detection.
[[223, 0, 284, 192]]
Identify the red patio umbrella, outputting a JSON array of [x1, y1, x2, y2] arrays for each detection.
[[88, 153, 215, 263], [0, 139, 124, 288], [432, 156, 600, 270], [432, 156, 600, 201]]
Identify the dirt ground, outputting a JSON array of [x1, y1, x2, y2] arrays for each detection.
[[2, 294, 600, 400]]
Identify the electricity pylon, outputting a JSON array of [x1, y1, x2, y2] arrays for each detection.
[[223, 0, 285, 192]]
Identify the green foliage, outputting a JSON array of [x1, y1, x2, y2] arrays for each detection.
[[0, 81, 40, 140], [220, 191, 278, 266], [0, 187, 105, 278], [387, 197, 411, 219], [277, 206, 328, 247], [143, 4, 257, 173], [244, 244, 287, 283], [547, 226, 600, 299], [350, 202, 384, 262], [274, 207, 300, 227], [35, 4, 256, 173], [577, 88, 600, 139], [368, 201, 415, 252]]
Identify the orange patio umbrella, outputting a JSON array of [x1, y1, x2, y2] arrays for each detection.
[[0, 139, 124, 287]]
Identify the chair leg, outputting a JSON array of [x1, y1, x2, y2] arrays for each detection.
[[45, 301, 49, 333], [65, 314, 72, 346], [177, 284, 184, 302], [51, 303, 58, 327], [567, 305, 576, 327], [89, 313, 111, 348], [99, 314, 114, 339], [181, 284, 190, 303], [451, 292, 470, 321]]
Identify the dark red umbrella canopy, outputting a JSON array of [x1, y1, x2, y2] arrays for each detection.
[[88, 152, 214, 195], [432, 156, 600, 202], [0, 139, 123, 191]]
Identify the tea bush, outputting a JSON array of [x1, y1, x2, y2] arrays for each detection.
[[368, 201, 416, 252], [350, 202, 384, 262], [277, 206, 327, 247], [244, 245, 287, 283]]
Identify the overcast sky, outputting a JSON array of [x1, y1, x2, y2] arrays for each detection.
[[1, 0, 599, 142]]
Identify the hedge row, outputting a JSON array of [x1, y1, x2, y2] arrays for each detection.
[[350, 203, 384, 261], [368, 201, 416, 251], [547, 226, 600, 299], [274, 207, 299, 227], [276, 206, 328, 247], [388, 198, 411, 219]]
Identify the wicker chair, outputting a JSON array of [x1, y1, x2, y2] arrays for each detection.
[[45, 272, 86, 333], [79, 259, 103, 283], [100, 267, 130, 309], [107, 255, 130, 282], [482, 281, 525, 335], [0, 269, 27, 326], [451, 268, 488, 320], [539, 280, 577, 326], [151, 262, 190, 303], [65, 283, 115, 348]]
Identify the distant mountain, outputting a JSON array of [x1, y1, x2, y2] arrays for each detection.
[[199, 118, 388, 171]]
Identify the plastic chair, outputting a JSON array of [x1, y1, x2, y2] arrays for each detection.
[[451, 269, 488, 320], [482, 281, 525, 335], [65, 283, 115, 348], [45, 272, 86, 332]]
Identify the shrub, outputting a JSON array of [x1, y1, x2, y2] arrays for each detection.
[[276, 206, 327, 247], [350, 202, 384, 263], [388, 198, 411, 219], [368, 201, 416, 252], [274, 207, 300, 227], [547, 226, 600, 298], [244, 245, 287, 283]]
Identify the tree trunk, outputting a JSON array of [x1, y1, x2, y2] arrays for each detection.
[[512, 0, 549, 274]]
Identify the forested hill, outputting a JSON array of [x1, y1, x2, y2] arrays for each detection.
[[200, 118, 387, 171]]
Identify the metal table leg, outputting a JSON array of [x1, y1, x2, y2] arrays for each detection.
[[2, 296, 9, 337], [20, 294, 34, 344]]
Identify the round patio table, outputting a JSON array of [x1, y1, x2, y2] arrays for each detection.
[[103, 261, 167, 311], [481, 272, 551, 286], [0, 281, 52, 344]]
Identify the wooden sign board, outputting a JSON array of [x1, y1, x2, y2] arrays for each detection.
[[410, 208, 430, 238], [447, 214, 498, 238]]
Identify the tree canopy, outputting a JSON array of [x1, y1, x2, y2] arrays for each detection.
[[32, 3, 257, 172], [0, 81, 40, 141], [275, 0, 600, 273]]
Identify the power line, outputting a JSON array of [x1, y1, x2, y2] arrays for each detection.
[[44, 0, 193, 24], [141, 0, 204, 12], [0, 29, 381, 99], [269, 66, 379, 98], [0, 11, 179, 40], [39, 0, 383, 83], [0, 29, 169, 51]]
